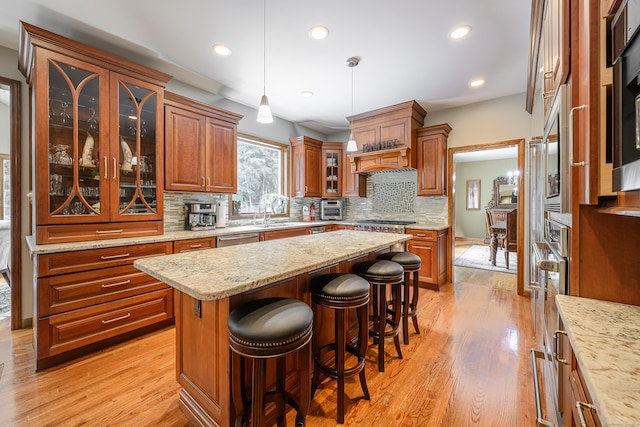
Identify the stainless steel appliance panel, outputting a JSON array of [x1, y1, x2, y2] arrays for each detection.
[[320, 199, 343, 220], [216, 233, 261, 247]]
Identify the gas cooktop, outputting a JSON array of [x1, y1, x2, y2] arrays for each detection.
[[355, 220, 417, 225]]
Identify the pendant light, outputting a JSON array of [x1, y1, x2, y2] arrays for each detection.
[[256, 0, 273, 123], [345, 56, 360, 152]]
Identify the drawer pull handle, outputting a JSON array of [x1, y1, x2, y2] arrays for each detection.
[[553, 330, 568, 365], [100, 253, 130, 260], [576, 401, 597, 427], [416, 233, 427, 237], [189, 244, 203, 249], [201, 177, 205, 187], [95, 229, 124, 235], [101, 279, 131, 288], [113, 157, 117, 180], [103, 156, 108, 179], [102, 312, 131, 324]]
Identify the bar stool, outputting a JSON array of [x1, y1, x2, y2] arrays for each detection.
[[310, 273, 371, 423], [352, 259, 404, 372], [377, 251, 422, 344], [228, 297, 313, 427]]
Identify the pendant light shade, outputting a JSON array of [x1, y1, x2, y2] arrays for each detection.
[[346, 56, 360, 152], [346, 134, 358, 152], [257, 95, 273, 123], [257, 0, 273, 124]]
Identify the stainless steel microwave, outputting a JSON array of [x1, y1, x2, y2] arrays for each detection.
[[543, 84, 571, 213]]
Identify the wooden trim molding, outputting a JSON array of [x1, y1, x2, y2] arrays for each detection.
[[0, 76, 22, 330], [526, 0, 546, 113]]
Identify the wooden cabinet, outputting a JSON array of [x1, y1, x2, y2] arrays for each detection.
[[416, 124, 451, 196], [34, 241, 173, 370], [322, 142, 343, 197], [290, 136, 322, 197], [19, 22, 171, 245], [405, 228, 448, 289], [346, 101, 427, 174], [342, 149, 367, 197], [173, 237, 216, 253], [261, 227, 310, 241], [557, 323, 601, 427], [164, 92, 242, 193], [541, 0, 570, 124]]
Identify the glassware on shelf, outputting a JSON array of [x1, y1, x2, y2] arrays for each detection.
[[52, 145, 72, 165], [59, 101, 71, 126], [87, 107, 98, 131]]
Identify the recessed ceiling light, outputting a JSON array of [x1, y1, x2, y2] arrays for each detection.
[[309, 25, 329, 40], [449, 25, 472, 40], [300, 91, 314, 98], [470, 79, 485, 88], [211, 43, 232, 56]]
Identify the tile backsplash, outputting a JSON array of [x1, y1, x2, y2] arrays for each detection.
[[164, 170, 448, 231]]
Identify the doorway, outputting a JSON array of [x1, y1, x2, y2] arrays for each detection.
[[447, 139, 525, 295], [0, 77, 22, 330]]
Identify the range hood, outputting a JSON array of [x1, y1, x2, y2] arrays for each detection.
[[347, 147, 413, 174], [345, 100, 427, 174]]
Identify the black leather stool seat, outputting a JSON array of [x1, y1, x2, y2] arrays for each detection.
[[228, 297, 313, 354], [311, 273, 370, 302], [377, 251, 421, 269], [310, 273, 370, 423], [228, 297, 313, 427], [352, 259, 405, 282], [377, 251, 422, 345]]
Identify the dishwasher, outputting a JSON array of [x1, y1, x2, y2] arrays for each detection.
[[216, 232, 261, 247]]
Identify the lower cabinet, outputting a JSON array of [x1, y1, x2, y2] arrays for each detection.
[[261, 227, 310, 241], [405, 228, 448, 289], [558, 324, 601, 427], [34, 242, 174, 370]]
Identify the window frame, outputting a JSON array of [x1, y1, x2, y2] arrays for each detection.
[[228, 133, 290, 220]]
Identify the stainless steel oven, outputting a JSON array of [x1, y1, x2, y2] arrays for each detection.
[[530, 218, 569, 427]]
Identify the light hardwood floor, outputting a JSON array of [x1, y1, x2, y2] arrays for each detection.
[[0, 243, 535, 426]]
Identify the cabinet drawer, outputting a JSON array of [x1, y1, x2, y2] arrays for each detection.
[[37, 288, 174, 359], [262, 227, 310, 241], [174, 237, 216, 253], [405, 228, 437, 241], [36, 221, 164, 245], [38, 241, 172, 277], [38, 265, 169, 316]]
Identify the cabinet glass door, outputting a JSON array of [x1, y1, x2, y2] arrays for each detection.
[[114, 78, 159, 218], [47, 58, 107, 222], [325, 151, 340, 195]]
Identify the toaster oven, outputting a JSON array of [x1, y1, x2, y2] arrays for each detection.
[[320, 199, 343, 220]]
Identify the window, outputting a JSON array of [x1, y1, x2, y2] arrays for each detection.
[[230, 135, 289, 218]]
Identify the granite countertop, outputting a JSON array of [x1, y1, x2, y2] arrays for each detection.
[[26, 221, 448, 255], [134, 230, 410, 301], [556, 295, 640, 426]]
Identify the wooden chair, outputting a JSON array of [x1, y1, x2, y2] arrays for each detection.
[[485, 209, 504, 259], [504, 209, 517, 269]]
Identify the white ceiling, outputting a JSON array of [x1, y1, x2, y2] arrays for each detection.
[[0, 0, 532, 135]]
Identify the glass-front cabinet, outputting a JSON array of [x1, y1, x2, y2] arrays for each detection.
[[22, 23, 170, 244], [322, 142, 343, 197]]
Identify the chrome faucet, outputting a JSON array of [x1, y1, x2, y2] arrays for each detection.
[[263, 209, 271, 225]]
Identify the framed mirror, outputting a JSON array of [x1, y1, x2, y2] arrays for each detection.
[[490, 176, 517, 209]]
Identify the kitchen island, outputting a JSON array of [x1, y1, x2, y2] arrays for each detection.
[[134, 230, 411, 427]]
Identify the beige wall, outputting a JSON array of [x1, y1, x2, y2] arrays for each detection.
[[424, 92, 543, 148]]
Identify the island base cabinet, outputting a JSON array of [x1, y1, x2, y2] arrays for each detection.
[[405, 228, 448, 289], [176, 276, 306, 427]]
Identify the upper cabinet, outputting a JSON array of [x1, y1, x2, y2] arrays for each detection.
[[164, 93, 242, 193], [321, 142, 343, 198], [19, 22, 171, 244], [416, 124, 451, 196], [541, 0, 570, 124], [290, 136, 323, 197]]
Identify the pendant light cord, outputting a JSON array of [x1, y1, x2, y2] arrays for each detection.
[[263, 0, 267, 96]]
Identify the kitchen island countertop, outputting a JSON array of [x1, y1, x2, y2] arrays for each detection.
[[134, 230, 411, 301], [556, 295, 640, 426]]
